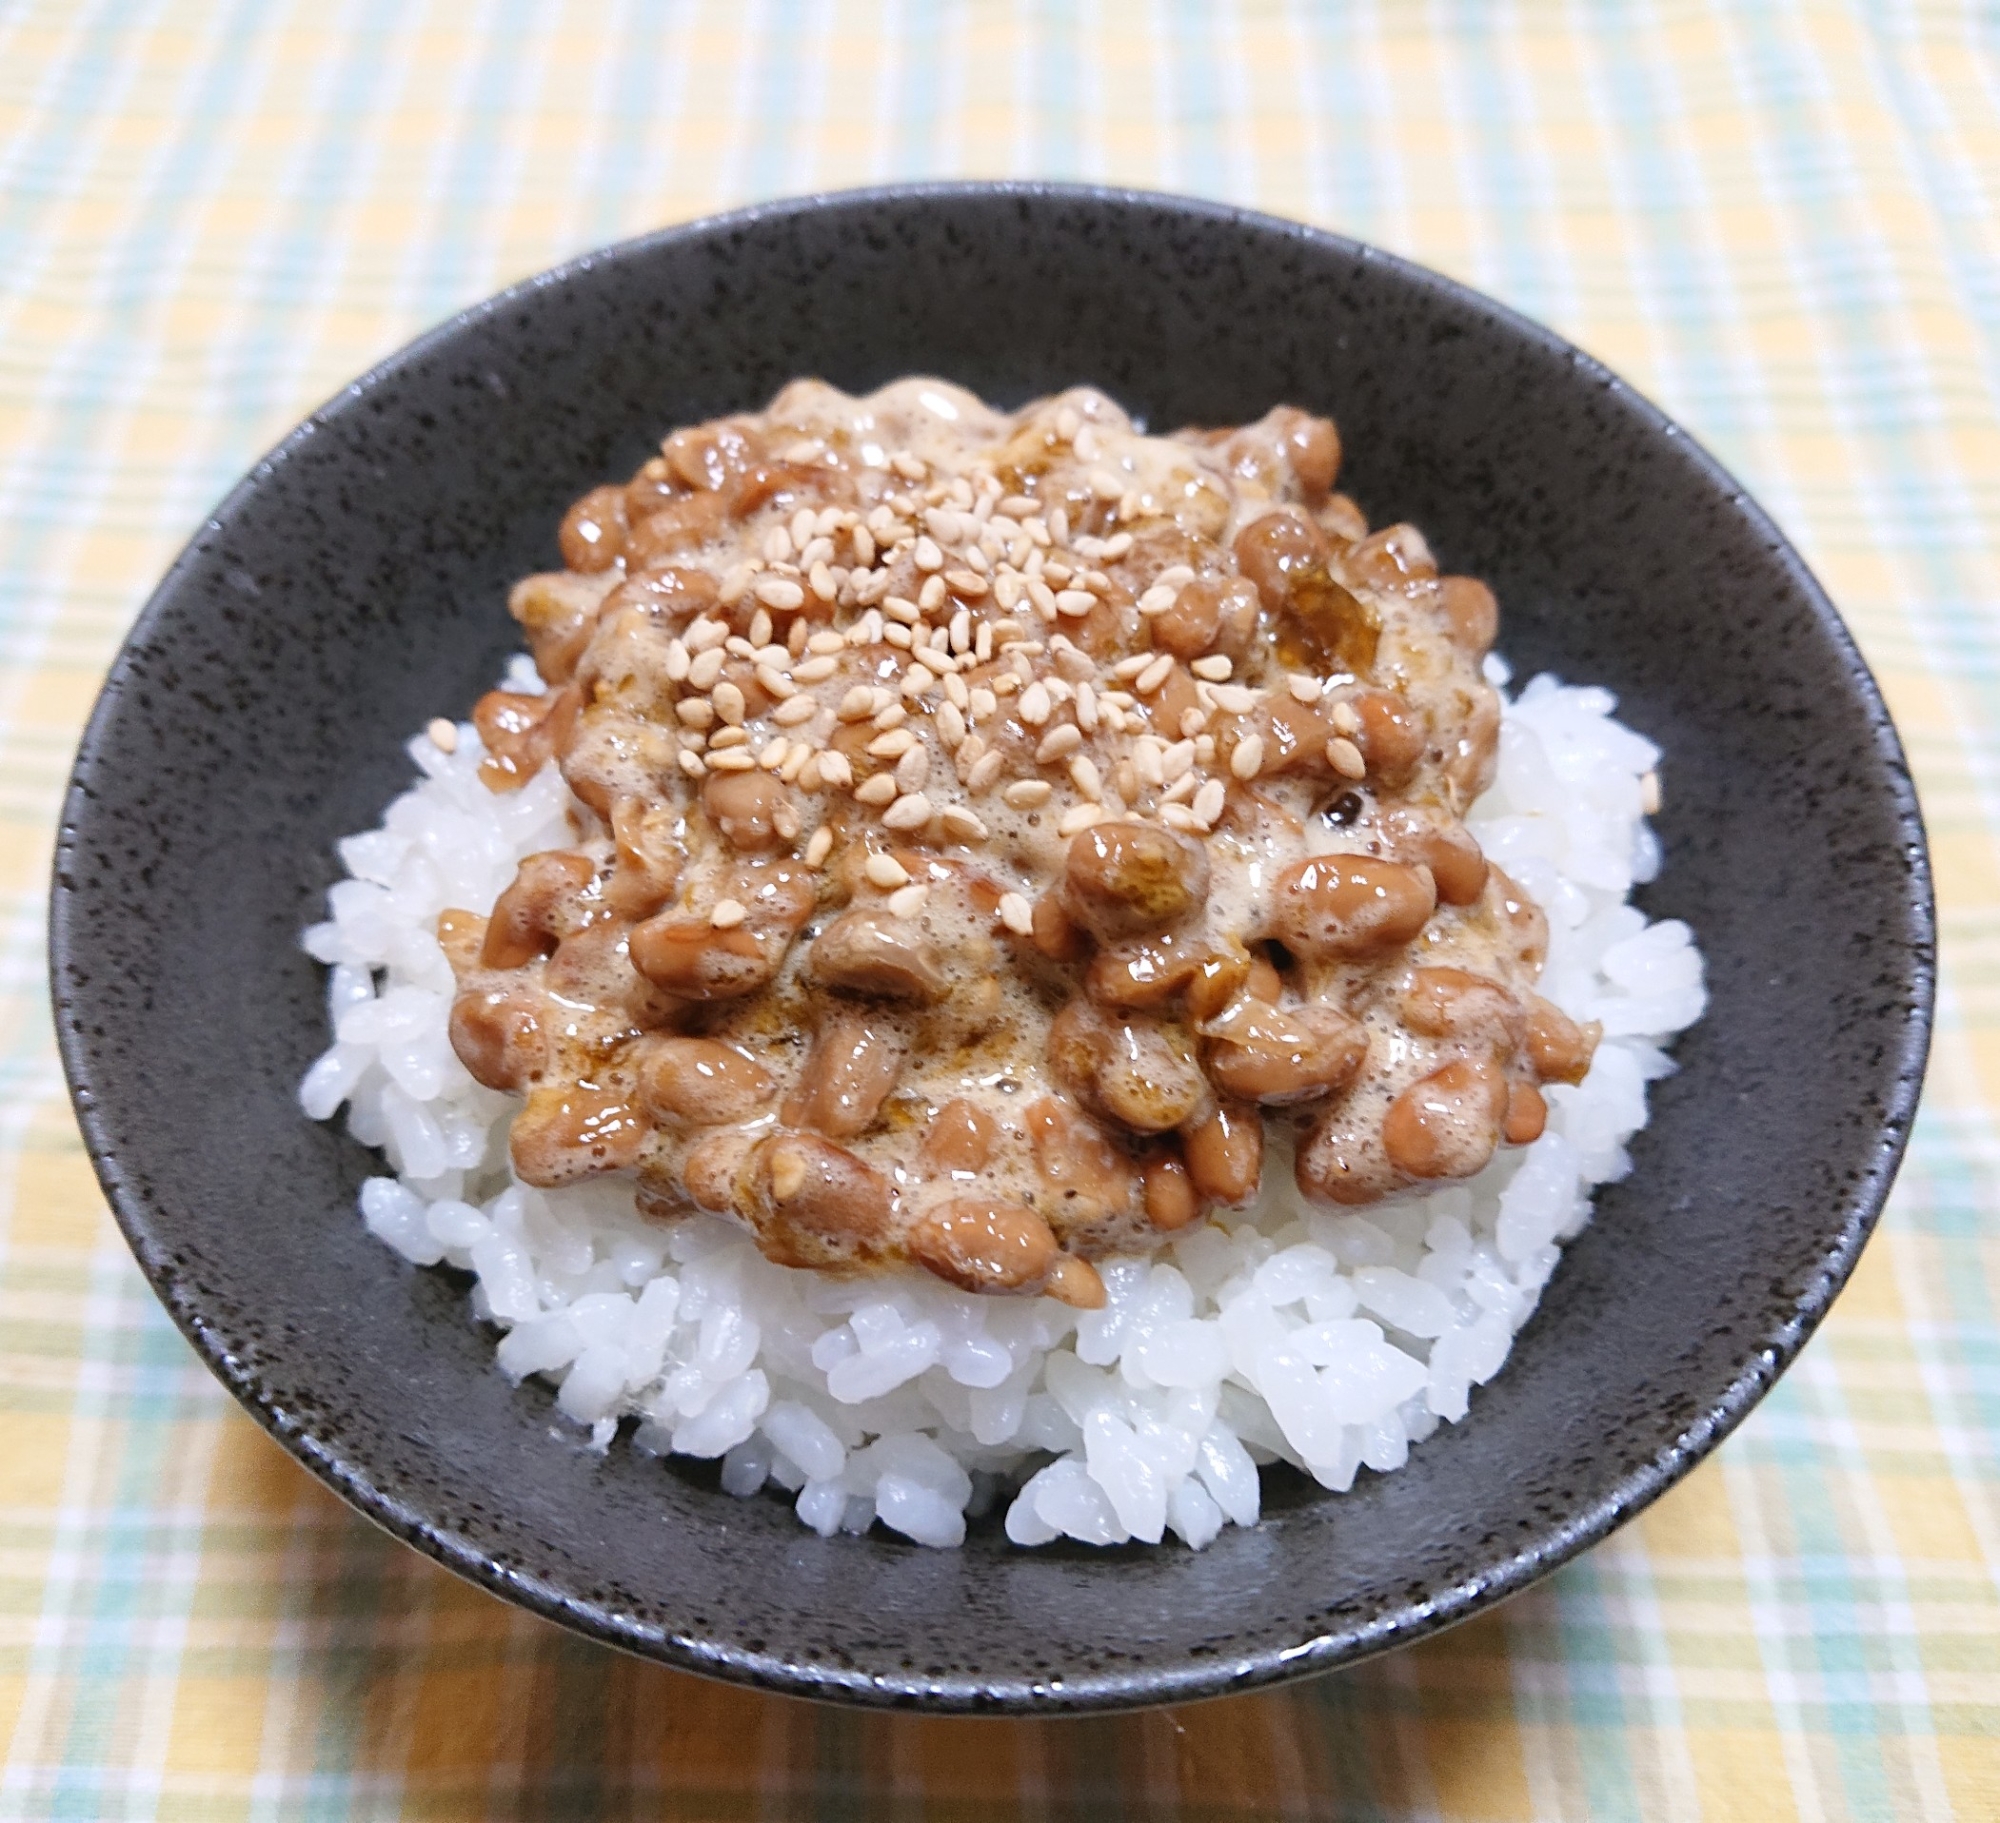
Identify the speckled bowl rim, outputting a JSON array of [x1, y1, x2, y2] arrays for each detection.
[[51, 182, 1935, 1712]]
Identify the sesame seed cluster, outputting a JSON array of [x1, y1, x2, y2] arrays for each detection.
[[440, 379, 1596, 1310]]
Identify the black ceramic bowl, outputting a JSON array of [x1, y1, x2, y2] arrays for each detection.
[[51, 185, 1932, 1713]]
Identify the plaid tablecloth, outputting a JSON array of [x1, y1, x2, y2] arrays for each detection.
[[4, 2, 1998, 1816]]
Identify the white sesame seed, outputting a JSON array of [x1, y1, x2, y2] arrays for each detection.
[[1192, 779, 1226, 826], [709, 726, 749, 749], [883, 594, 921, 626], [1231, 735, 1266, 780], [710, 899, 747, 929], [708, 749, 757, 772], [914, 536, 943, 572], [901, 664, 936, 698], [891, 453, 926, 482], [807, 630, 846, 655], [1209, 684, 1257, 714], [917, 574, 947, 612], [1036, 724, 1084, 764], [943, 670, 969, 710], [426, 717, 458, 753], [1076, 682, 1099, 732], [712, 681, 746, 726], [664, 639, 692, 682], [850, 525, 876, 566], [1004, 779, 1053, 808], [805, 826, 835, 867], [748, 607, 774, 648], [1072, 423, 1099, 460], [1133, 736, 1165, 786], [1137, 585, 1178, 615], [1288, 674, 1323, 703], [945, 570, 988, 599], [675, 699, 715, 730], [968, 750, 1006, 793], [817, 751, 854, 788], [872, 698, 904, 728], [855, 773, 899, 806], [1049, 639, 1092, 682], [1135, 653, 1174, 696], [1329, 700, 1362, 736], [867, 728, 916, 758], [772, 695, 816, 727], [888, 882, 929, 918], [1641, 770, 1662, 814], [940, 806, 988, 843], [1058, 802, 1106, 836], [935, 701, 967, 749], [1010, 680, 1049, 727], [1327, 736, 1367, 779], [678, 749, 706, 778], [865, 852, 911, 889], [1071, 755, 1104, 800], [1054, 589, 1095, 618], [718, 564, 755, 606], [687, 647, 726, 690], [1191, 655, 1234, 682], [758, 736, 789, 770], [793, 655, 838, 684], [780, 745, 810, 784], [837, 687, 874, 722], [1159, 802, 1202, 832], [798, 754, 825, 791], [997, 890, 1034, 935], [687, 616, 728, 651], [949, 608, 972, 652], [763, 527, 793, 564], [1102, 531, 1134, 559], [883, 792, 933, 830], [756, 663, 795, 699], [1156, 564, 1195, 589], [807, 562, 837, 602], [896, 746, 931, 791]]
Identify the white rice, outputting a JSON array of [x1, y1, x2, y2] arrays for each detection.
[[298, 650, 1705, 1550]]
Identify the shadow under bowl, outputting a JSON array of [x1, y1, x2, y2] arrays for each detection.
[[50, 184, 1933, 1713]]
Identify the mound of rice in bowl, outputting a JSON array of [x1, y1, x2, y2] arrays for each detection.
[[299, 381, 1704, 1549]]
